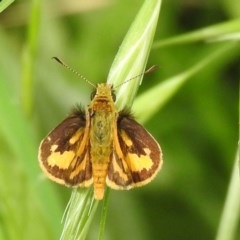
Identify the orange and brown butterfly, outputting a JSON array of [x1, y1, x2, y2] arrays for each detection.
[[38, 58, 163, 200]]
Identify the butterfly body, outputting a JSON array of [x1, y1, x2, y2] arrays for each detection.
[[38, 83, 162, 200], [88, 84, 116, 199]]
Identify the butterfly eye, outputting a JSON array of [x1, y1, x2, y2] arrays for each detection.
[[91, 90, 97, 100], [111, 91, 116, 102]]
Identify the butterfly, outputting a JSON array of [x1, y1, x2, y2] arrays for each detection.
[[38, 58, 163, 200]]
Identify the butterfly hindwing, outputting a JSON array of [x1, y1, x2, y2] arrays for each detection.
[[38, 110, 93, 187], [107, 113, 162, 189]]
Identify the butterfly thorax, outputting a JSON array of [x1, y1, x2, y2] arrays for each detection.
[[88, 84, 116, 147], [88, 83, 117, 199]]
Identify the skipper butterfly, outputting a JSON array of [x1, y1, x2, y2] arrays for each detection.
[[38, 58, 162, 200]]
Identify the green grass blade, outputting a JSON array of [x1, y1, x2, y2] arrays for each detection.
[[98, 188, 110, 240], [215, 149, 240, 240], [21, 0, 41, 116], [0, 0, 14, 12], [108, 0, 162, 110], [153, 18, 240, 48], [133, 42, 238, 123], [60, 189, 98, 240]]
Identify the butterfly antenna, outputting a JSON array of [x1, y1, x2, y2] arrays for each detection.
[[115, 65, 159, 88], [52, 57, 96, 88]]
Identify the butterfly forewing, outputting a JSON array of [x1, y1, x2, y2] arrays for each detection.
[[106, 113, 162, 189], [38, 110, 93, 187]]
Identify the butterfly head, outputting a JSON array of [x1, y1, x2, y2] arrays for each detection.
[[90, 83, 116, 102]]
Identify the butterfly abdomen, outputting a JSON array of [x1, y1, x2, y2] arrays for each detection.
[[92, 162, 109, 200], [89, 114, 114, 199]]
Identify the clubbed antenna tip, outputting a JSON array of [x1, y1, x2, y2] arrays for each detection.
[[52, 57, 96, 88]]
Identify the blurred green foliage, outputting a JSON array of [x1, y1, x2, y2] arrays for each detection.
[[0, 0, 239, 240]]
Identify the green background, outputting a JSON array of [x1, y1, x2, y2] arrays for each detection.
[[0, 0, 239, 239]]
